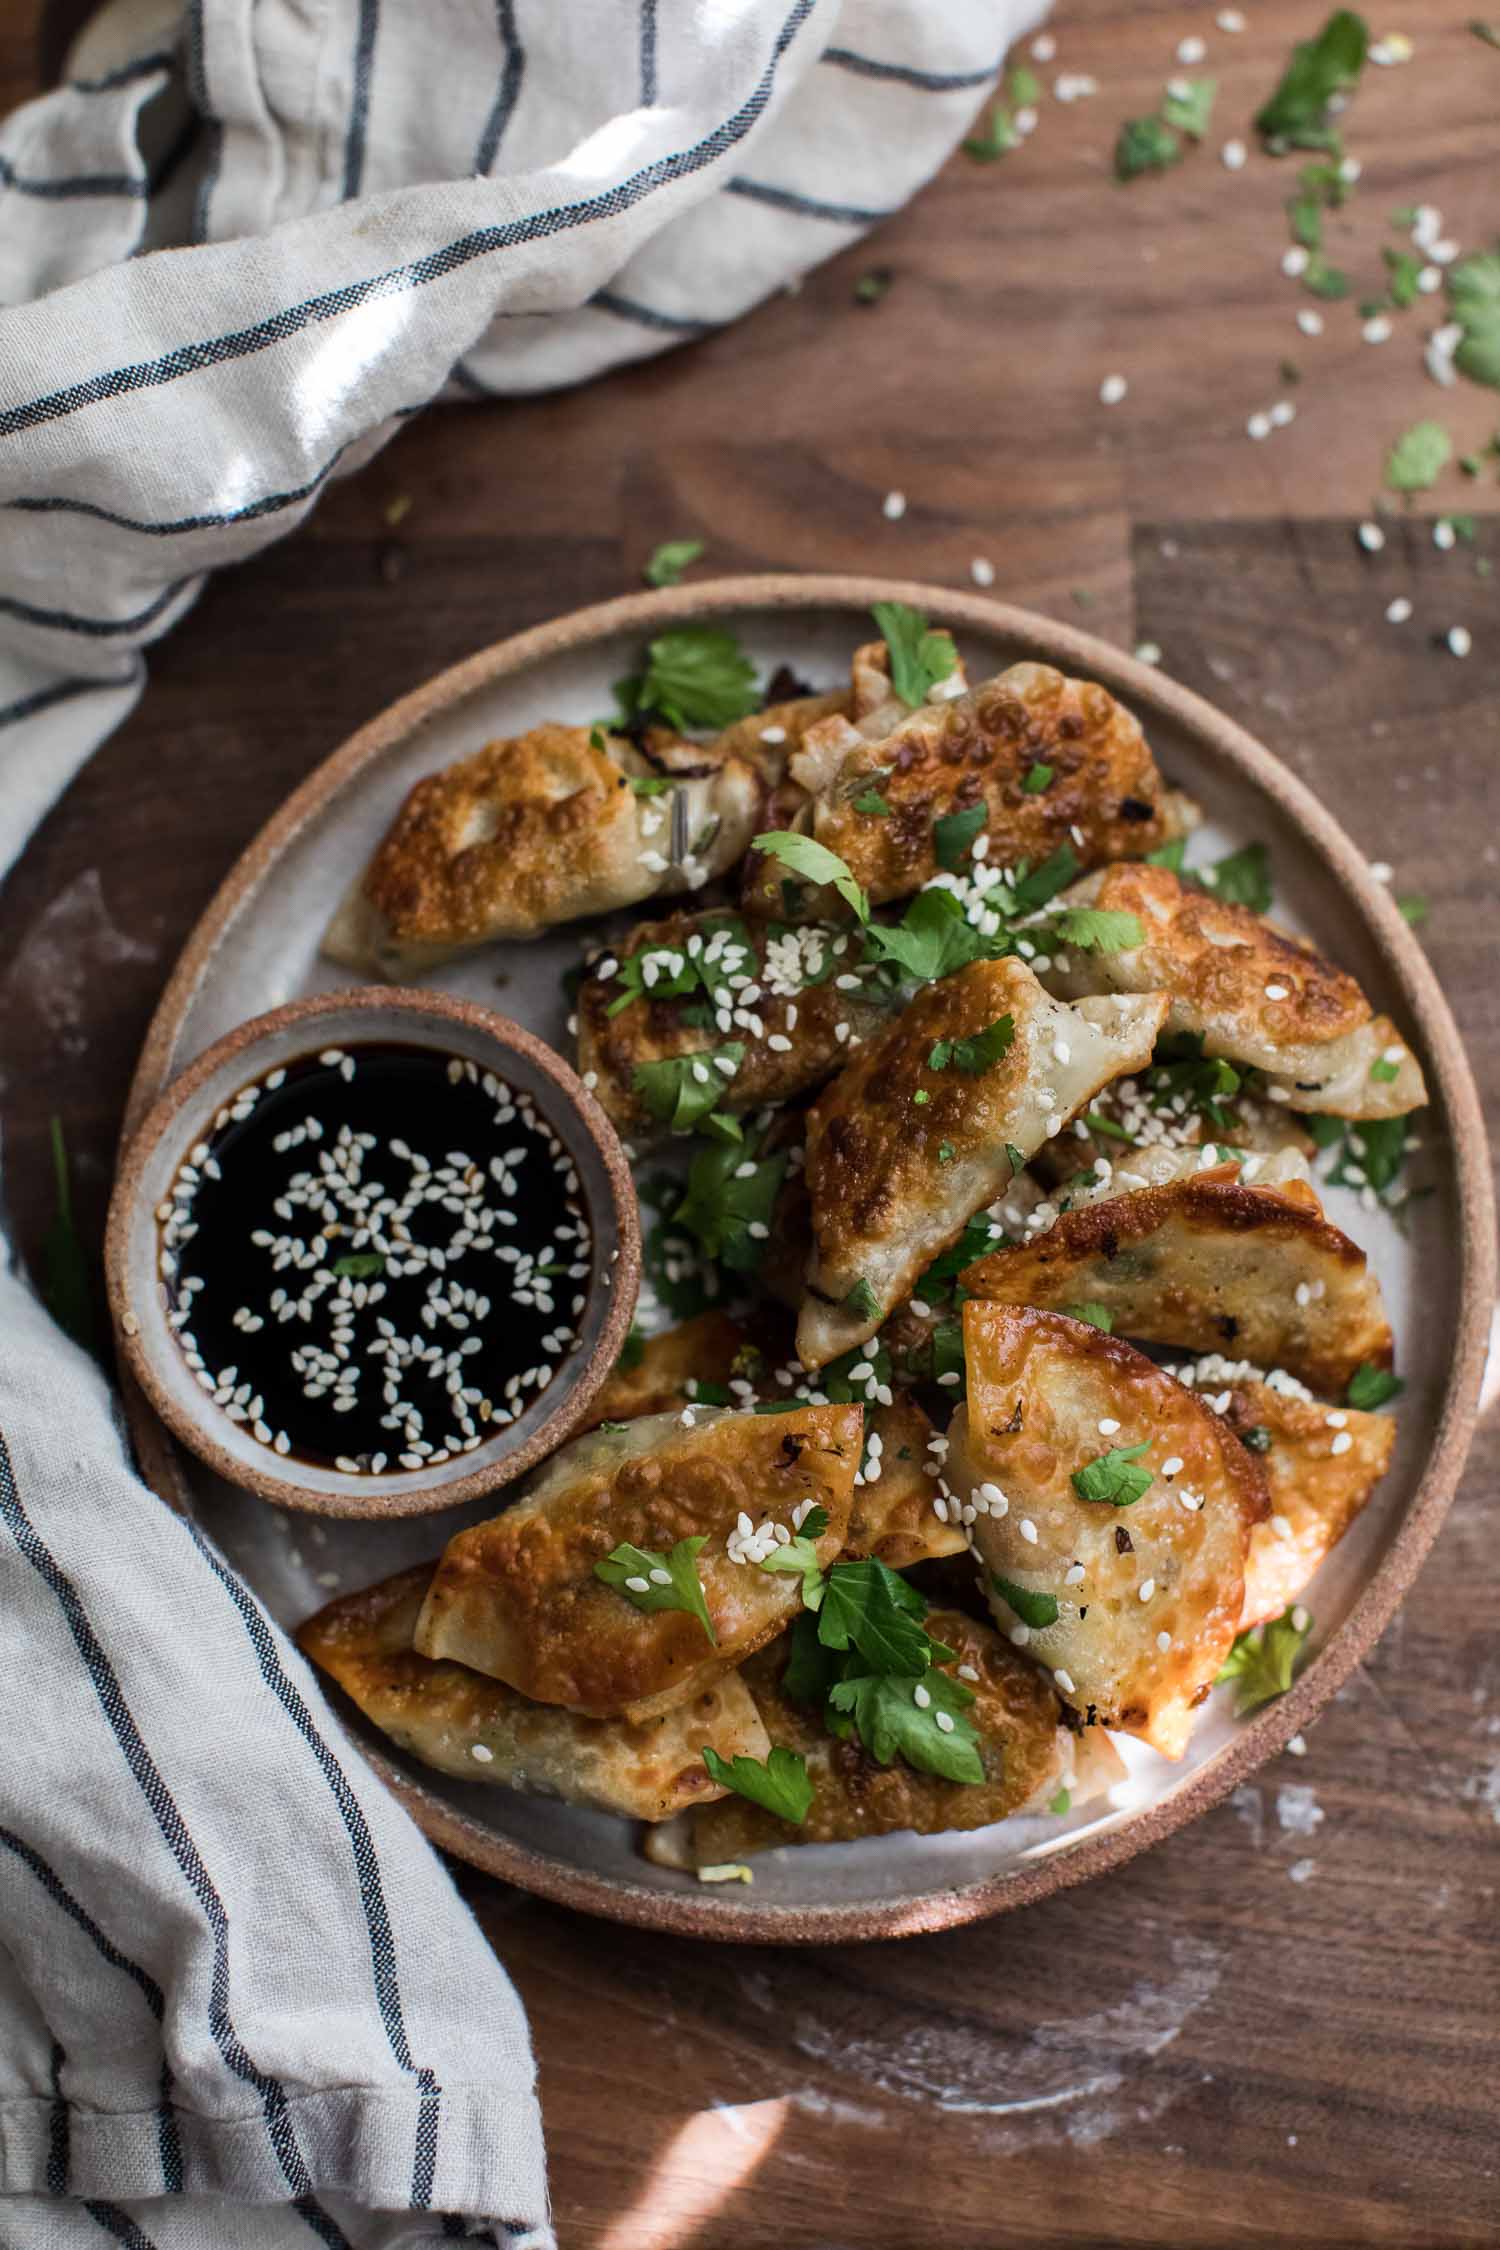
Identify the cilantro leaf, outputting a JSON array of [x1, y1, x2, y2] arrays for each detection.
[[1397, 893, 1429, 926], [828, 1668, 984, 1783], [1072, 1441, 1153, 1507], [928, 1013, 1015, 1077], [964, 102, 1020, 161], [1216, 1604, 1312, 1713], [1448, 248, 1500, 389], [864, 887, 987, 984], [1081, 1110, 1136, 1143], [595, 1535, 717, 1643], [844, 1278, 880, 1323], [933, 802, 988, 871], [1009, 64, 1042, 104], [1006, 1143, 1027, 1176], [755, 1518, 828, 1609], [619, 626, 759, 731], [1302, 257, 1351, 300], [643, 538, 705, 588], [1202, 839, 1273, 912], [1116, 114, 1182, 178], [1385, 420, 1452, 493], [1347, 1360, 1403, 1409], [625, 772, 673, 797], [854, 789, 892, 816], [673, 1132, 787, 1274], [1163, 76, 1217, 137], [1022, 760, 1054, 793], [1383, 246, 1423, 308], [1254, 9, 1368, 152], [1063, 1301, 1114, 1331], [854, 267, 893, 304], [990, 1574, 1060, 1629], [1328, 1113, 1409, 1197], [818, 1558, 931, 1673], [1009, 843, 1080, 912], [617, 1325, 646, 1372], [632, 1043, 745, 1131], [870, 602, 959, 707], [915, 1213, 1006, 1303], [332, 1252, 385, 1278], [702, 1744, 814, 1823], [752, 830, 870, 921], [1053, 907, 1145, 953], [1145, 836, 1187, 871], [44, 1117, 94, 1351], [1048, 1787, 1073, 1815]]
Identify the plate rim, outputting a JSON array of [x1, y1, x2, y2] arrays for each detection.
[[115, 572, 1496, 1944]]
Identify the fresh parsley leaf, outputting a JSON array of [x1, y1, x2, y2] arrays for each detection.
[[1022, 760, 1054, 793], [1216, 1604, 1312, 1713], [1048, 1787, 1073, 1815], [673, 1132, 787, 1275], [870, 601, 959, 707], [1082, 1110, 1136, 1143], [964, 102, 1020, 161], [1239, 1424, 1274, 1454], [617, 1325, 646, 1372], [1072, 1441, 1153, 1507], [632, 1044, 745, 1132], [1163, 76, 1217, 137], [854, 266, 893, 305], [332, 1252, 385, 1278], [1302, 256, 1351, 299], [1053, 907, 1145, 953], [938, 1141, 955, 1163], [1009, 63, 1042, 104], [844, 1278, 880, 1323], [818, 1339, 894, 1406], [702, 1744, 814, 1823], [44, 1117, 94, 1351], [915, 1214, 1006, 1302], [828, 1668, 984, 1783], [928, 1014, 1015, 1077], [1397, 892, 1429, 926], [1383, 246, 1423, 308], [933, 801, 988, 871], [990, 1574, 1060, 1629], [1347, 1361, 1403, 1409], [864, 887, 987, 984], [782, 1610, 844, 1705], [1329, 1113, 1409, 1196], [1254, 9, 1368, 152], [1006, 1143, 1027, 1177], [1370, 1056, 1400, 1084], [643, 538, 705, 588], [752, 830, 870, 921], [1010, 842, 1081, 912], [1288, 194, 1324, 250], [626, 772, 674, 797], [1063, 1301, 1114, 1331], [755, 1518, 829, 1609], [1448, 248, 1500, 390], [1145, 836, 1187, 872], [596, 1535, 717, 1643], [1116, 114, 1182, 178], [818, 1558, 932, 1674], [619, 626, 759, 731], [1202, 839, 1273, 912], [1385, 419, 1452, 493], [854, 789, 892, 816]]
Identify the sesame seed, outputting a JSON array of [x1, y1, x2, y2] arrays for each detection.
[[971, 557, 996, 587], [1217, 6, 1244, 25], [913, 1683, 932, 1709], [1292, 1605, 1309, 1632], [956, 1662, 980, 1681], [1330, 1431, 1353, 1456], [760, 724, 787, 745], [1009, 1623, 1031, 1646], [1433, 519, 1457, 551], [1281, 247, 1309, 278], [1099, 373, 1128, 406], [1221, 138, 1246, 170], [1064, 1562, 1085, 1585], [1097, 1417, 1120, 1436], [1031, 30, 1056, 58], [1357, 522, 1385, 553], [1269, 400, 1295, 428], [1138, 1578, 1156, 1602], [1447, 626, 1472, 658], [1362, 315, 1392, 345], [1161, 1455, 1183, 1477], [934, 1710, 956, 1734], [1176, 34, 1206, 62], [1156, 1630, 1172, 1653], [882, 490, 907, 520], [1134, 640, 1162, 666], [1054, 1668, 1075, 1693], [1247, 412, 1272, 441], [470, 1743, 494, 1763], [1019, 1517, 1039, 1545], [1264, 982, 1289, 1000]]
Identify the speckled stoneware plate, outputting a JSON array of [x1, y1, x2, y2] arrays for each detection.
[[116, 575, 1493, 1944]]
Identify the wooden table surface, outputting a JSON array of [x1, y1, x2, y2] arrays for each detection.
[[3, 3, 1498, 2243]]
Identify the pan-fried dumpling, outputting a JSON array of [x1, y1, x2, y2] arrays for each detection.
[[947, 1304, 1266, 1758], [843, 1398, 968, 1569], [642, 1608, 1109, 1867], [1168, 1358, 1396, 1628], [743, 662, 1197, 921], [323, 722, 764, 977], [415, 1403, 860, 1722], [297, 1566, 769, 1821], [575, 908, 892, 1135], [1039, 863, 1426, 1118], [796, 957, 1169, 1367], [963, 1158, 1392, 1393], [579, 1312, 752, 1430]]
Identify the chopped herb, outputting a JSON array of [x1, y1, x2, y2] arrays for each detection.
[[828, 1667, 984, 1783], [818, 1557, 932, 1674], [1115, 114, 1182, 179], [1397, 893, 1429, 926], [1448, 248, 1500, 389], [332, 1252, 385, 1278], [1203, 839, 1273, 912], [1328, 1113, 1409, 1197], [752, 830, 870, 921], [673, 1129, 788, 1275], [617, 1325, 646, 1373], [1302, 257, 1351, 299], [1053, 907, 1145, 953], [43, 1118, 93, 1351], [871, 601, 959, 707], [864, 887, 986, 984], [596, 1535, 717, 1643], [1009, 843, 1081, 913], [1145, 835, 1187, 872], [1385, 420, 1452, 493], [1082, 1110, 1136, 1144], [643, 538, 705, 588], [755, 1508, 830, 1610], [1383, 246, 1423, 308], [1288, 195, 1324, 250], [928, 1013, 1015, 1077], [916, 1214, 1006, 1303], [991, 1574, 1060, 1629], [1254, 9, 1368, 152], [1064, 1302, 1114, 1332], [1009, 63, 1042, 104], [964, 103, 1021, 161], [854, 789, 892, 816], [913, 1089, 930, 1106], [844, 1278, 880, 1323], [1370, 1056, 1400, 1084], [1048, 1787, 1073, 1815], [632, 1044, 745, 1132], [626, 772, 674, 797], [1072, 1441, 1153, 1507], [1216, 1604, 1312, 1712], [854, 266, 893, 305], [702, 1744, 814, 1823], [589, 724, 608, 751], [1347, 1361, 1403, 1409], [1006, 1143, 1027, 1177], [616, 626, 759, 731], [938, 1141, 955, 1164], [933, 801, 988, 871], [1022, 761, 1054, 793], [1239, 1424, 1274, 1454], [1163, 76, 1217, 137]]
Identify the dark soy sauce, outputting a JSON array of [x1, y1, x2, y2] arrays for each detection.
[[158, 1042, 591, 1473]]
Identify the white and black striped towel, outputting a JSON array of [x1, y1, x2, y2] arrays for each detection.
[[0, 0, 1043, 2241]]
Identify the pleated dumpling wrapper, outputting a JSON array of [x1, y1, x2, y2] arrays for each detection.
[[577, 1311, 751, 1432], [415, 1404, 861, 1723], [963, 1156, 1393, 1394], [297, 1565, 770, 1822], [743, 660, 1196, 918], [1167, 1357, 1397, 1630], [644, 1608, 1125, 1868], [796, 955, 1169, 1367], [1038, 862, 1426, 1118], [947, 1305, 1268, 1758], [842, 1397, 969, 1570], [323, 721, 764, 978]]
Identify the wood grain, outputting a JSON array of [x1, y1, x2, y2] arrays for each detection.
[[2, 0, 1497, 2241]]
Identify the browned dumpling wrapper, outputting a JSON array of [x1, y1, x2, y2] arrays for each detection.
[[796, 956, 1168, 1367], [1039, 863, 1426, 1118], [323, 723, 764, 977], [415, 1403, 861, 1722], [575, 909, 892, 1135], [742, 661, 1196, 920], [948, 1305, 1267, 1758], [1166, 1362, 1396, 1629], [643, 1608, 1103, 1868], [579, 1311, 752, 1432], [297, 1566, 769, 1822], [844, 1397, 968, 1570], [962, 1160, 1392, 1394]]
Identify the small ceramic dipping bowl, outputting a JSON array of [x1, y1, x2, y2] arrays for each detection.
[[105, 988, 641, 1518]]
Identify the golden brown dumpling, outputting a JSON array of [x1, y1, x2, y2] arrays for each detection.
[[843, 1397, 968, 1570], [578, 1313, 752, 1431], [1039, 863, 1426, 1118], [963, 1159, 1393, 1394], [947, 1304, 1266, 1758], [415, 1404, 860, 1722], [323, 723, 764, 976], [796, 956, 1168, 1366], [297, 1566, 769, 1821]]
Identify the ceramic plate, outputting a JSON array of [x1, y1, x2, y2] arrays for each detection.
[[118, 576, 1493, 1943]]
